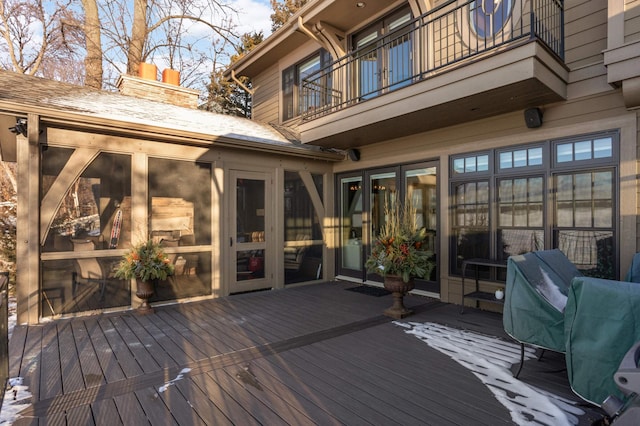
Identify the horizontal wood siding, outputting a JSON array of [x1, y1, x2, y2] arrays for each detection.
[[626, 0, 640, 41], [564, 0, 608, 68], [252, 63, 280, 124]]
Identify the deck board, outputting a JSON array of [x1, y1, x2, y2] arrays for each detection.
[[109, 315, 161, 375], [84, 317, 127, 383], [71, 320, 107, 389], [112, 392, 150, 426], [171, 374, 234, 426], [66, 404, 95, 425], [188, 373, 261, 425], [57, 320, 86, 395], [7, 281, 608, 425], [38, 322, 61, 400], [19, 326, 43, 403]]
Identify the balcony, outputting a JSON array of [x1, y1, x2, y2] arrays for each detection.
[[298, 0, 568, 149]]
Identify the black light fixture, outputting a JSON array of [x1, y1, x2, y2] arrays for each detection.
[[9, 118, 27, 137], [347, 148, 360, 161], [524, 108, 543, 128]]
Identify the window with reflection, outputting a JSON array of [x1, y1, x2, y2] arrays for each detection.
[[406, 167, 438, 282], [40, 148, 132, 316], [451, 181, 490, 274], [497, 176, 544, 260], [449, 131, 618, 279], [554, 170, 614, 277], [148, 158, 212, 301], [340, 176, 363, 273], [284, 171, 323, 284]]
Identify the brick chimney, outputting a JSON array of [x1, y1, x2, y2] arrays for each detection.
[[116, 62, 200, 109]]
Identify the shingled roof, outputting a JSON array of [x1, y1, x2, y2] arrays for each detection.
[[0, 70, 341, 160]]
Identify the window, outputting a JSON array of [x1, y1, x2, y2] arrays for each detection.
[[352, 6, 413, 100], [282, 49, 332, 121], [450, 131, 618, 278]]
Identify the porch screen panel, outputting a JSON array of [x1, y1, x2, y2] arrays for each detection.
[[148, 158, 212, 301], [284, 172, 324, 284], [40, 148, 132, 317]]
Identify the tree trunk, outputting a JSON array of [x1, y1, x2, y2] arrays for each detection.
[[82, 0, 103, 89], [127, 0, 148, 77]]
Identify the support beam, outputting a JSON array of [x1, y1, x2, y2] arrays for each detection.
[[16, 113, 41, 324]]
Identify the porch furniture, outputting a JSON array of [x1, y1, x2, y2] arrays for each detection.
[[565, 276, 640, 405], [460, 258, 507, 314], [504, 249, 640, 406], [503, 249, 582, 375], [71, 239, 108, 300], [284, 234, 310, 271]]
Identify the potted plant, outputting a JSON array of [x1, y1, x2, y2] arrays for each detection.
[[366, 199, 435, 319], [114, 239, 175, 313]]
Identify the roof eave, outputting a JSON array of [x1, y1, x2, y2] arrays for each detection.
[[0, 101, 344, 161]]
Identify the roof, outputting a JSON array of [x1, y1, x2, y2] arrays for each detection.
[[0, 70, 342, 161]]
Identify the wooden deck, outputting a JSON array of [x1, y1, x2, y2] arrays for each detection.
[[8, 281, 606, 425]]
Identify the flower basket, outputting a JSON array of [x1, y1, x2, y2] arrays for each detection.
[[365, 199, 435, 318], [114, 239, 175, 313]]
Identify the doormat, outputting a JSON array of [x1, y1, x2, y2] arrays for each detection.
[[345, 285, 391, 297]]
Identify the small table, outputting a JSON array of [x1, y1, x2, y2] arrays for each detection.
[[460, 258, 508, 313]]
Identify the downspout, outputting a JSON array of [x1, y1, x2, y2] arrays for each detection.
[[230, 70, 255, 96], [295, 16, 322, 45]]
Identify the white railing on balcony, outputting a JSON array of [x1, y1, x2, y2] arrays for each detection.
[[301, 0, 563, 121]]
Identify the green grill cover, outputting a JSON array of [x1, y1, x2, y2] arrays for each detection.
[[625, 253, 640, 283], [503, 249, 582, 352], [565, 276, 640, 405]]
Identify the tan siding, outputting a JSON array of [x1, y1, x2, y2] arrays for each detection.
[[334, 91, 635, 303], [564, 0, 608, 68], [626, 0, 640, 42], [636, 110, 640, 252], [252, 63, 280, 124], [567, 63, 610, 99]]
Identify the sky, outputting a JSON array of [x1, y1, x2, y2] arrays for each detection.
[[233, 0, 274, 37]]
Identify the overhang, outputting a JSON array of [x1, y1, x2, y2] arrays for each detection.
[[299, 41, 569, 149]]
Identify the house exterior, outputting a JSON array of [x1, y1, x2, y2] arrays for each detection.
[[0, 68, 342, 325], [2, 0, 639, 325], [226, 0, 640, 304]]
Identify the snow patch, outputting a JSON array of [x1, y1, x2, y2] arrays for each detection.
[[0, 377, 33, 425], [158, 368, 191, 393], [398, 321, 584, 425]]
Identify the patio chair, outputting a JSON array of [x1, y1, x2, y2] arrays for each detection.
[[284, 234, 310, 271], [564, 276, 640, 405], [71, 239, 108, 300], [503, 249, 582, 376]]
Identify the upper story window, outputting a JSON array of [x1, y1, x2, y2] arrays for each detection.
[[282, 49, 332, 121], [351, 6, 413, 100]]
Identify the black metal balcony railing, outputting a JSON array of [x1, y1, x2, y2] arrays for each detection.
[[301, 0, 564, 121]]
